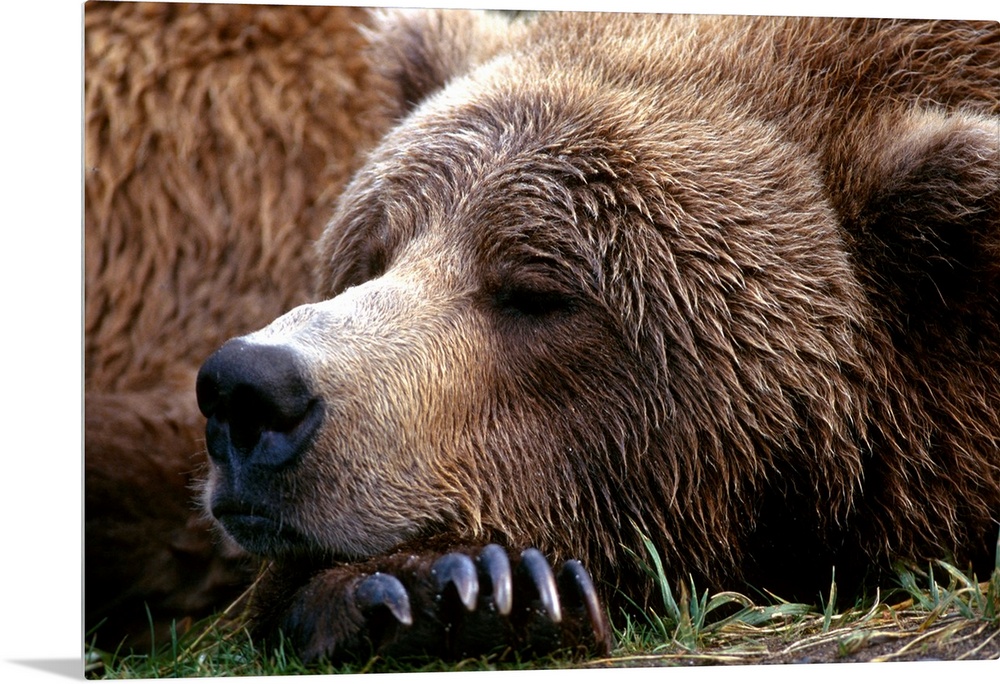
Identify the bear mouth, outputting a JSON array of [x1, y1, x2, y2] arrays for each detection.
[[212, 502, 313, 556]]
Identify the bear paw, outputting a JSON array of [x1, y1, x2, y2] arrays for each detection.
[[268, 544, 612, 663]]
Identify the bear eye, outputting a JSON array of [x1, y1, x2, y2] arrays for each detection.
[[493, 283, 574, 319]]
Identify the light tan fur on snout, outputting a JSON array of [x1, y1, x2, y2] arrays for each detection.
[[207, 234, 495, 558]]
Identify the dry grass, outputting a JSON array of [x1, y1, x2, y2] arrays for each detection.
[[603, 591, 999, 667], [603, 531, 1000, 667]]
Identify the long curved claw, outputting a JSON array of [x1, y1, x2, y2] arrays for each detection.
[[519, 548, 562, 623], [282, 547, 609, 663], [432, 552, 479, 611], [479, 543, 513, 615], [354, 572, 413, 626], [558, 559, 611, 653]]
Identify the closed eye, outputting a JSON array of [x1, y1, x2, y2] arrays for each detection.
[[493, 283, 574, 319]]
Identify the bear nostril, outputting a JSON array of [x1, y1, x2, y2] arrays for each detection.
[[226, 381, 315, 455], [227, 384, 270, 455], [196, 339, 321, 468]]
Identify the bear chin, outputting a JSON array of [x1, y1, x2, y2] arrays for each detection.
[[210, 508, 309, 558]]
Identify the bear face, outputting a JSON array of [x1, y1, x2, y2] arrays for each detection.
[[196, 10, 1000, 661]]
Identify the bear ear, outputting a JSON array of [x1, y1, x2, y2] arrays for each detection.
[[363, 8, 520, 118], [853, 109, 1000, 290]]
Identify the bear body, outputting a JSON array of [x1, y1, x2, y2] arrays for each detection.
[[84, 2, 389, 650], [192, 11, 1000, 661]]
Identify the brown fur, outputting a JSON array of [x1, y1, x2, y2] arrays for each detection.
[[202, 10, 1000, 623], [87, 5, 1000, 659], [84, 1, 390, 649]]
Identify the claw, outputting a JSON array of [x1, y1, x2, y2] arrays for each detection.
[[432, 552, 479, 611], [519, 548, 562, 623], [354, 572, 413, 626], [559, 559, 610, 650], [478, 544, 513, 616]]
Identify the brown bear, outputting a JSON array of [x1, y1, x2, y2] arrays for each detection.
[[194, 10, 1000, 663], [84, 2, 391, 651]]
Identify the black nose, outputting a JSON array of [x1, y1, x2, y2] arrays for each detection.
[[196, 339, 323, 470]]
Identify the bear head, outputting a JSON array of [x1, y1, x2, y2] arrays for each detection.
[[197, 11, 1000, 599]]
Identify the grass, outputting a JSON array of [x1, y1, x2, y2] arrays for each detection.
[[88, 533, 1000, 678], [603, 530, 1000, 666]]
